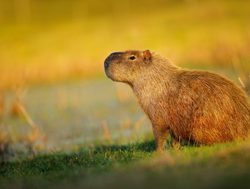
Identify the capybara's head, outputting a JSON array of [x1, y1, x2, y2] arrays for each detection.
[[104, 50, 152, 84]]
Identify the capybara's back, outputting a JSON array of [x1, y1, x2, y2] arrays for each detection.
[[104, 50, 250, 151], [171, 70, 250, 145]]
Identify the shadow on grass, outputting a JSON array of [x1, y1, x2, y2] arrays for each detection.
[[0, 140, 155, 179]]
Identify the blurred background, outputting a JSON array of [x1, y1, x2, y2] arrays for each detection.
[[0, 0, 250, 161]]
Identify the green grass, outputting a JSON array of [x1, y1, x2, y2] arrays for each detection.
[[0, 141, 154, 188], [1, 141, 250, 189]]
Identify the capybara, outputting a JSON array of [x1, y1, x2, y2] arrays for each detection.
[[104, 50, 250, 151]]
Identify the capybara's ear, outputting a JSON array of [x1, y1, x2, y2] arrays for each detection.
[[143, 50, 152, 63]]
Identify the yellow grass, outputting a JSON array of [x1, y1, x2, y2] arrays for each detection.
[[0, 0, 249, 90]]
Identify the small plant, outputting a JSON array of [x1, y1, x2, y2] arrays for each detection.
[[0, 86, 46, 162]]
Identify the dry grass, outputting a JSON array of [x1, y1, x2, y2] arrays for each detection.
[[101, 121, 112, 142], [0, 87, 46, 162], [0, 0, 249, 91], [0, 61, 99, 91], [0, 94, 4, 119]]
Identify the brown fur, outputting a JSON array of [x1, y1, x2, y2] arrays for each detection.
[[104, 50, 250, 151]]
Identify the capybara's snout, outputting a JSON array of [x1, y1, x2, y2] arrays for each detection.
[[104, 52, 123, 70]]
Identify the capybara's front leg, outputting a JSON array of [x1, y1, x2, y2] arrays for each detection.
[[153, 125, 169, 152], [171, 138, 181, 150]]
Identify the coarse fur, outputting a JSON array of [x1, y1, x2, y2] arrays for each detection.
[[104, 50, 250, 151]]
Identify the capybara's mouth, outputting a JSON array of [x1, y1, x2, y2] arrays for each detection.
[[104, 61, 114, 80], [104, 67, 112, 79]]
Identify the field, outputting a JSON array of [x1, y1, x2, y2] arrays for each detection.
[[0, 0, 250, 188], [1, 141, 250, 189]]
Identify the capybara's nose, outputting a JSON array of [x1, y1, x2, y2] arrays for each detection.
[[104, 60, 109, 70], [104, 52, 123, 70]]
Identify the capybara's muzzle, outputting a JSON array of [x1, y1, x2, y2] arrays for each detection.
[[104, 52, 123, 71]]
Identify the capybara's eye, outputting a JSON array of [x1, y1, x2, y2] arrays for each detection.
[[129, 55, 136, 60]]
